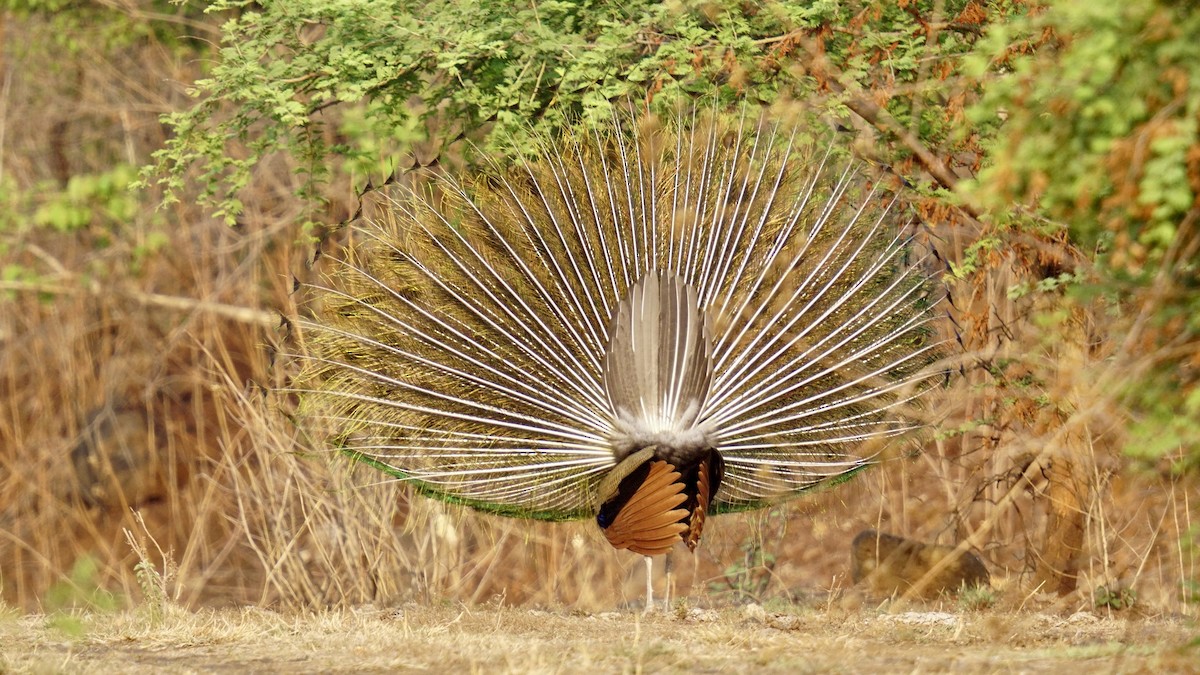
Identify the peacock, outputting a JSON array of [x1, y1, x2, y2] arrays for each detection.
[[294, 108, 947, 604]]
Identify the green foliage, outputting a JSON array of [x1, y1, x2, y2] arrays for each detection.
[[1182, 523, 1200, 606], [0, 263, 55, 303], [31, 165, 139, 233], [1094, 583, 1137, 611], [5, 156, 167, 268], [42, 554, 122, 635], [335, 105, 427, 185], [1124, 381, 1200, 473], [126, 528, 178, 624], [1007, 271, 1085, 300], [948, 236, 1003, 280], [132, 558, 168, 623], [966, 0, 1200, 265], [966, 0, 1200, 469], [957, 583, 996, 611], [1, 0, 209, 54], [709, 539, 777, 602], [145, 0, 1008, 221], [3, 160, 160, 287], [0, 176, 25, 233]]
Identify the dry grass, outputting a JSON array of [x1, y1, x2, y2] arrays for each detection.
[[0, 6, 1196, 639], [0, 604, 1195, 674]]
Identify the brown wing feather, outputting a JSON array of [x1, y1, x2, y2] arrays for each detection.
[[683, 451, 724, 551], [602, 460, 689, 556], [684, 456, 711, 551], [610, 460, 685, 522]]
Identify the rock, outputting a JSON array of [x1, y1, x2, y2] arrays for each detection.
[[742, 603, 767, 623], [850, 530, 989, 598], [683, 608, 719, 623], [766, 614, 802, 631], [1066, 611, 1098, 625], [70, 405, 167, 508], [889, 611, 959, 628]]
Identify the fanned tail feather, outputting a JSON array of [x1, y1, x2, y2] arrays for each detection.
[[294, 109, 948, 524], [604, 272, 715, 462]]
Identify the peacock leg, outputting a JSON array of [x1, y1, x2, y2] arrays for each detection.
[[663, 552, 674, 612], [642, 555, 654, 614]]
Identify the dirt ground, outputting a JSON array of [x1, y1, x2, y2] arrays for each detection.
[[1, 604, 1195, 674]]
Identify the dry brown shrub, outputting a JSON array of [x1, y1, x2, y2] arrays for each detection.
[[0, 10, 291, 610]]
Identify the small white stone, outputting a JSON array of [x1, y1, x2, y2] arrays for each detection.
[[742, 603, 767, 622], [891, 611, 959, 627], [1067, 611, 1099, 625]]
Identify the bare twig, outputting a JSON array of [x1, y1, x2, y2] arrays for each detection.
[[0, 279, 278, 328], [794, 37, 982, 221]]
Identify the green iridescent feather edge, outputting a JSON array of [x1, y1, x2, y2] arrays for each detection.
[[340, 447, 873, 521], [340, 449, 589, 522]]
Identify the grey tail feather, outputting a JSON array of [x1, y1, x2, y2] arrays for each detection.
[[604, 271, 716, 464]]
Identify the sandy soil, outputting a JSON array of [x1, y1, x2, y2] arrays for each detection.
[[1, 604, 1195, 674]]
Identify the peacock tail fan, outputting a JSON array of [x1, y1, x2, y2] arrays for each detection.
[[292, 107, 950, 527]]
